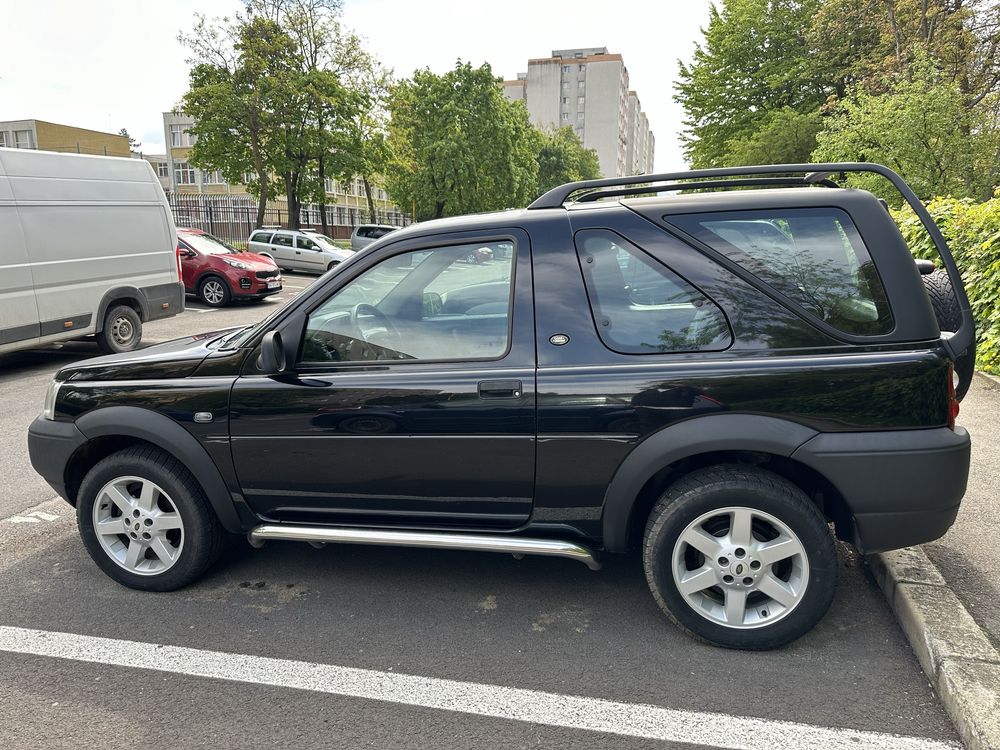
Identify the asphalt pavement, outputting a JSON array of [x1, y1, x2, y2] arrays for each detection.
[[0, 272, 977, 748]]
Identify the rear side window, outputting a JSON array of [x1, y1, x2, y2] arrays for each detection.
[[668, 208, 893, 335], [271, 233, 293, 247], [250, 231, 273, 243], [575, 229, 732, 354]]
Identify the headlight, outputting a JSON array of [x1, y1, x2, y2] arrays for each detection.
[[42, 379, 62, 420], [223, 258, 251, 270]]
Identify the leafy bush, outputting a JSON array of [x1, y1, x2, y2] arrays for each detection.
[[892, 194, 1000, 373]]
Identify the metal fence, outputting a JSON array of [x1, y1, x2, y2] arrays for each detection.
[[166, 193, 410, 245]]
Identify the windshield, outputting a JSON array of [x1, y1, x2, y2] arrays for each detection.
[[303, 232, 341, 251], [181, 232, 238, 255]]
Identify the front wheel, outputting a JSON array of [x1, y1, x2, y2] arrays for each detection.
[[198, 276, 231, 307], [96, 304, 142, 354], [643, 465, 836, 650], [76, 446, 225, 591]]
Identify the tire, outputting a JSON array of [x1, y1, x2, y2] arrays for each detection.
[[76, 446, 225, 591], [96, 304, 142, 354], [327, 261, 338, 272], [198, 275, 231, 307], [643, 465, 837, 650], [922, 270, 974, 401]]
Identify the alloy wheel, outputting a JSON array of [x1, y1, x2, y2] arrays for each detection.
[[92, 476, 185, 576], [671, 506, 809, 629], [202, 280, 226, 305]]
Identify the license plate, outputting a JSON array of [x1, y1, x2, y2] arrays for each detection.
[[267, 279, 281, 289]]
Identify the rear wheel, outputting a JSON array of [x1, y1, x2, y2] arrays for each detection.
[[199, 275, 231, 307], [96, 304, 142, 354], [923, 269, 974, 400], [77, 446, 224, 591], [643, 465, 837, 650]]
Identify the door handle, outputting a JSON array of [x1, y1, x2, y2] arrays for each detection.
[[478, 379, 522, 399]]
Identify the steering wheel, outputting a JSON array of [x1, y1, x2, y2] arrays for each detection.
[[349, 303, 400, 345]]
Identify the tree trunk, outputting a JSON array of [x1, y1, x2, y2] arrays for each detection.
[[255, 173, 267, 228], [362, 175, 377, 223], [318, 155, 329, 236], [434, 200, 445, 220], [285, 173, 301, 230]]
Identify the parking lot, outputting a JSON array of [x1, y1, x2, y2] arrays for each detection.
[[0, 272, 974, 749]]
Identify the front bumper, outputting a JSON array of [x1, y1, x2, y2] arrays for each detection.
[[27, 416, 87, 502], [235, 275, 282, 298], [792, 426, 971, 552]]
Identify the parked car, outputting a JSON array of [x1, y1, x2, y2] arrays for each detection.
[[0, 147, 181, 355], [248, 228, 353, 274], [177, 228, 281, 307], [351, 223, 398, 252], [29, 163, 974, 650]]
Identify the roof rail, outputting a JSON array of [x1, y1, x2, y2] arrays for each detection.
[[573, 176, 839, 203], [524, 162, 919, 209]]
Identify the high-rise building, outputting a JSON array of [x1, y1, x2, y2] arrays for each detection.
[[503, 47, 655, 178]]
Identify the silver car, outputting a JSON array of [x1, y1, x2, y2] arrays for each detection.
[[247, 228, 354, 274], [351, 224, 398, 252]]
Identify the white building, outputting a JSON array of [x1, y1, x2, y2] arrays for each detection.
[[504, 47, 655, 178]]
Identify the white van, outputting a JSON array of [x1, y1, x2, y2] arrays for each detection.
[[0, 148, 182, 355]]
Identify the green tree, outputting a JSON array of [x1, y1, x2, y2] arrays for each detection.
[[117, 128, 141, 154], [725, 108, 823, 166], [181, 15, 296, 226], [535, 126, 601, 193], [387, 61, 539, 220], [812, 63, 1000, 201], [674, 0, 828, 168]]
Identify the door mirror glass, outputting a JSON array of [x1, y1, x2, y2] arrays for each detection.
[[422, 292, 443, 317]]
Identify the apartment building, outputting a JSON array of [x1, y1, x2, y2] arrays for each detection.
[[503, 47, 655, 178], [0, 120, 130, 157], [161, 111, 399, 213]]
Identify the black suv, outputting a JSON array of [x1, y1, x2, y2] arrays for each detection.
[[28, 164, 974, 650]]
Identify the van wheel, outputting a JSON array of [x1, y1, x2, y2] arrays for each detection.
[[643, 465, 836, 650], [76, 446, 225, 591], [199, 276, 231, 307], [96, 305, 142, 354]]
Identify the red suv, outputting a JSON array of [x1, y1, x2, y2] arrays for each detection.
[[176, 228, 281, 307]]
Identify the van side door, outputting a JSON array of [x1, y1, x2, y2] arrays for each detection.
[[270, 231, 296, 269], [0, 169, 41, 350]]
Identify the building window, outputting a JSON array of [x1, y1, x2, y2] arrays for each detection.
[[561, 81, 569, 91], [562, 65, 570, 72], [578, 80, 585, 91], [201, 169, 223, 184], [169, 124, 193, 147], [560, 113, 569, 122], [561, 97, 568, 104], [578, 64, 586, 72], [577, 112, 585, 122], [14, 130, 33, 149], [156, 162, 169, 178], [0, 132, 6, 147], [324, 178, 334, 193], [578, 96, 585, 106], [174, 162, 196, 185]]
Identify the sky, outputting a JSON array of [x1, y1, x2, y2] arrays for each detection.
[[0, 0, 714, 172]]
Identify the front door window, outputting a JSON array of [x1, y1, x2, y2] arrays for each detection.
[[301, 240, 515, 363]]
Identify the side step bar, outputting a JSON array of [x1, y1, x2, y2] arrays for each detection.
[[247, 524, 602, 571]]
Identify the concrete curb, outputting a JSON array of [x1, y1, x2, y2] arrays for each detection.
[[869, 548, 1000, 750]]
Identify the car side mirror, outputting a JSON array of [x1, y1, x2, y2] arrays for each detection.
[[179, 248, 196, 258], [258, 330, 286, 374]]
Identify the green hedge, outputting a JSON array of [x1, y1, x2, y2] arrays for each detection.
[[892, 195, 1000, 374]]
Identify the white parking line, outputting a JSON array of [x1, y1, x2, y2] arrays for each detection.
[[4, 510, 60, 524], [0, 626, 956, 750]]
